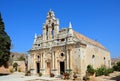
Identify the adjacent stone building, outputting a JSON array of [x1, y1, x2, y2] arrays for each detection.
[[29, 10, 111, 78]]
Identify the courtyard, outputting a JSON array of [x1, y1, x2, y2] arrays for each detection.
[[0, 71, 120, 81], [0, 72, 59, 81]]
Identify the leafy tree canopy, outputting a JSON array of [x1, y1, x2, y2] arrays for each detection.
[[0, 13, 11, 68]]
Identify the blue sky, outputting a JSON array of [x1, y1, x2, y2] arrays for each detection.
[[0, 0, 120, 58]]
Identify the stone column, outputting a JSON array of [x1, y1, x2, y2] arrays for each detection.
[[42, 53, 45, 75], [40, 54, 42, 68], [70, 49, 72, 69], [43, 28, 46, 40], [54, 52, 55, 69], [69, 50, 70, 69], [55, 51, 57, 69], [54, 19, 59, 39], [43, 54, 45, 69], [67, 50, 69, 69], [42, 53, 43, 68], [48, 27, 52, 40], [52, 52, 55, 69], [33, 54, 36, 74]]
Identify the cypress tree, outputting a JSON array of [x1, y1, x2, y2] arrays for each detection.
[[0, 13, 11, 68]]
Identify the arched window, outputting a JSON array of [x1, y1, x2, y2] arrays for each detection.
[[46, 25, 48, 40], [61, 53, 64, 57], [38, 56, 40, 59], [104, 57, 106, 60], [104, 57, 106, 66], [52, 23, 54, 38], [92, 55, 95, 59], [92, 55, 95, 67]]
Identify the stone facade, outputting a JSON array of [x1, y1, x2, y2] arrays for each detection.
[[29, 10, 111, 79]]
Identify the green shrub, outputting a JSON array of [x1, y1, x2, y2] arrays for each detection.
[[107, 68, 114, 73], [83, 76, 90, 81], [86, 65, 114, 77], [25, 73, 28, 76], [9, 68, 14, 73], [113, 61, 120, 71], [95, 66, 106, 76], [87, 65, 95, 75], [18, 67, 21, 72], [95, 66, 114, 76], [39, 72, 42, 76]]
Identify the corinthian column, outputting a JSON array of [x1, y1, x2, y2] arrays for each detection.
[[52, 52, 55, 69], [67, 50, 69, 69], [48, 27, 52, 40], [40, 54, 42, 68]]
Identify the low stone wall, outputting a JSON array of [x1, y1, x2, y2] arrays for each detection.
[[0, 66, 11, 74]]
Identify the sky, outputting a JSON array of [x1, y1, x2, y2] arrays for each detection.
[[0, 0, 120, 58]]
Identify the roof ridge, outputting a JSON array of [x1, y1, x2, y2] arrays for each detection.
[[73, 30, 107, 50]]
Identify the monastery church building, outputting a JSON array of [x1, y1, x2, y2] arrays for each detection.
[[28, 10, 111, 78]]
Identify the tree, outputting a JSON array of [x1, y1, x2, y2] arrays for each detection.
[[0, 13, 11, 68]]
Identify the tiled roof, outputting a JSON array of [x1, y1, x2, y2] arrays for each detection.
[[73, 31, 106, 50]]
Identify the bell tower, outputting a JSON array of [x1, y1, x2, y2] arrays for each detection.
[[43, 10, 59, 41]]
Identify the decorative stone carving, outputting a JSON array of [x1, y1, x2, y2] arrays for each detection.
[[29, 10, 111, 80]]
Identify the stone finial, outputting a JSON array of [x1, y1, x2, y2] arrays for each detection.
[[69, 22, 72, 28], [68, 22, 73, 36], [47, 9, 55, 18]]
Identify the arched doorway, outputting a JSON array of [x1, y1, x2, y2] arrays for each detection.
[[60, 62, 65, 75], [36, 62, 40, 73]]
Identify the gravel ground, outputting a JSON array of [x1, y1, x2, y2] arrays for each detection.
[[0, 71, 120, 81], [0, 72, 59, 81], [96, 71, 120, 81]]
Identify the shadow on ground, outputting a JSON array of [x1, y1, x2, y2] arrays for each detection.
[[110, 75, 120, 81], [0, 73, 9, 76]]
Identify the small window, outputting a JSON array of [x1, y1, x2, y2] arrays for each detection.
[[57, 39, 59, 41], [38, 44, 40, 46], [61, 53, 64, 57], [104, 57, 106, 60], [92, 55, 95, 59], [61, 39, 65, 42], [38, 56, 40, 58]]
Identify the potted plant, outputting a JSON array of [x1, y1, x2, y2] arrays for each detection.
[[39, 72, 42, 77], [25, 70, 31, 76], [64, 72, 69, 79], [18, 67, 21, 72], [50, 73, 55, 77], [73, 72, 77, 80]]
